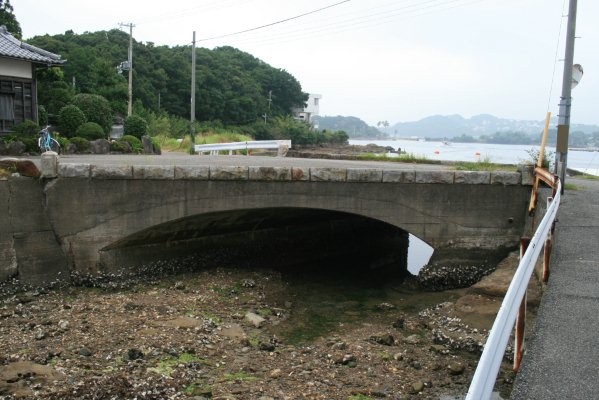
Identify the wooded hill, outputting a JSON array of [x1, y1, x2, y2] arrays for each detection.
[[29, 29, 308, 124]]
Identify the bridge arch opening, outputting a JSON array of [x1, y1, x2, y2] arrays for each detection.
[[98, 207, 427, 279]]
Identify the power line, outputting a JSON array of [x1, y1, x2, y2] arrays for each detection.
[[196, 0, 352, 42], [208, 0, 484, 49], [546, 0, 568, 113], [135, 0, 254, 25]]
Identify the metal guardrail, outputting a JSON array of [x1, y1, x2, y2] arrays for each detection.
[[466, 177, 561, 400], [194, 140, 291, 155]]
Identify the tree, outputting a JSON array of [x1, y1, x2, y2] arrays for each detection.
[[58, 105, 86, 137], [72, 94, 113, 134], [124, 115, 148, 139], [0, 0, 21, 39]]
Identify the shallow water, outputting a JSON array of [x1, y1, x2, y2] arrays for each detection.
[[264, 271, 462, 345]]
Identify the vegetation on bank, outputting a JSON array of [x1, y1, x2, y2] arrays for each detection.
[[356, 152, 435, 164], [440, 130, 599, 148]]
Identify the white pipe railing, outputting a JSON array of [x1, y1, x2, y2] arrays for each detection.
[[466, 180, 561, 400], [194, 140, 291, 155]]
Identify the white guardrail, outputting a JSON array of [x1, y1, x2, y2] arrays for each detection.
[[466, 180, 561, 400], [194, 140, 291, 155]]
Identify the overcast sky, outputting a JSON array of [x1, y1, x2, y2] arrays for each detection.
[[14, 0, 599, 126]]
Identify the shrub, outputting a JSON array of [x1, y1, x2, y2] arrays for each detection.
[[121, 135, 142, 153], [38, 105, 48, 126], [21, 137, 38, 152], [12, 120, 39, 137], [72, 93, 113, 134], [76, 122, 105, 140], [151, 137, 162, 154], [124, 115, 148, 139], [58, 105, 86, 137], [56, 136, 70, 149], [69, 136, 90, 153], [110, 140, 131, 153]]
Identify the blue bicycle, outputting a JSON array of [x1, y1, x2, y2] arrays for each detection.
[[38, 125, 61, 153]]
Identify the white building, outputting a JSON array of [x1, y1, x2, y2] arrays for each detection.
[[293, 93, 322, 124]]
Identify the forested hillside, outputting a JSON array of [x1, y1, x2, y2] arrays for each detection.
[[28, 29, 308, 124], [312, 115, 383, 139]]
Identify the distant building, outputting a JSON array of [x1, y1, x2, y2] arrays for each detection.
[[0, 26, 64, 133], [293, 93, 322, 125]]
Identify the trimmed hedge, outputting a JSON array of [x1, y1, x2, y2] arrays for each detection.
[[76, 122, 105, 140], [58, 105, 86, 137], [72, 94, 112, 134], [69, 136, 90, 153], [121, 135, 142, 153], [124, 115, 148, 139]]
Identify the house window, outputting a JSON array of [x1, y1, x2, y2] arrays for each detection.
[[0, 77, 35, 133]]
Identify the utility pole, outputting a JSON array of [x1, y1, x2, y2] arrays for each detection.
[[267, 90, 272, 110], [190, 31, 196, 154], [264, 90, 272, 125], [120, 22, 135, 117], [554, 0, 578, 191]]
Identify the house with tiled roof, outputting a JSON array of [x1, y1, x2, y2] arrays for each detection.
[[0, 25, 64, 133]]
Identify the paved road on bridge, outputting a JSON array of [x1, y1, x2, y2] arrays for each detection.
[[511, 177, 599, 399], [51, 152, 451, 170]]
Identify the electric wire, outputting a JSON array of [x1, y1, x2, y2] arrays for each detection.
[[201, 0, 484, 49], [546, 0, 568, 113], [196, 0, 352, 42], [135, 0, 255, 25]]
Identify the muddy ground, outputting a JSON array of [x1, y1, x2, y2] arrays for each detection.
[[0, 251, 541, 400]]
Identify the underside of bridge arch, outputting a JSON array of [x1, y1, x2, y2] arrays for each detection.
[[98, 207, 410, 278]]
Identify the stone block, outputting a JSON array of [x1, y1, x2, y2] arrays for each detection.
[[491, 171, 521, 185], [174, 166, 210, 180], [58, 163, 91, 178], [347, 168, 382, 182], [519, 164, 535, 186], [382, 170, 416, 183], [249, 166, 292, 181], [133, 165, 175, 179], [414, 170, 454, 184], [454, 171, 491, 185], [210, 166, 248, 180], [310, 168, 346, 182], [91, 165, 133, 179], [291, 167, 309, 181], [40, 152, 59, 178]]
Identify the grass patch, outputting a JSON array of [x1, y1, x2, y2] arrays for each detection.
[[223, 371, 257, 382], [151, 353, 205, 376], [183, 380, 212, 396], [153, 131, 253, 153], [357, 152, 432, 164], [576, 174, 599, 180], [348, 395, 373, 400], [564, 183, 580, 191], [453, 156, 515, 171]]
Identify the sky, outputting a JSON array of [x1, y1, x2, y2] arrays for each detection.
[[13, 0, 599, 127]]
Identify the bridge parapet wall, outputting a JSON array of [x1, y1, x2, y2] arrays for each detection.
[[54, 162, 531, 186]]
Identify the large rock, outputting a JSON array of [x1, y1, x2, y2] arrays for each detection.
[[7, 141, 26, 156], [90, 139, 111, 154], [142, 135, 154, 154], [0, 159, 41, 178]]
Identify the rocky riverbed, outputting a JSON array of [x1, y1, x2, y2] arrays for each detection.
[[0, 252, 536, 400]]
